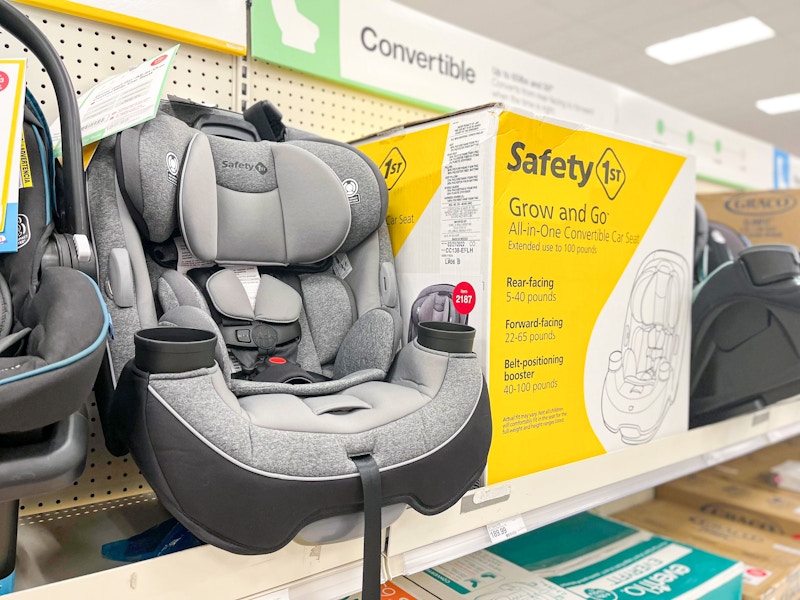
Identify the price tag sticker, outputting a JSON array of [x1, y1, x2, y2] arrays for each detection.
[[486, 514, 526, 544], [742, 565, 771, 585]]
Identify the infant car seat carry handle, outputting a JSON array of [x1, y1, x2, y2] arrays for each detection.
[[0, 0, 88, 237]]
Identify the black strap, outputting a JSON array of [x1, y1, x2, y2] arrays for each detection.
[[352, 454, 381, 600], [243, 100, 286, 142]]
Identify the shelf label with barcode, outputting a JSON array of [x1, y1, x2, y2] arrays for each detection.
[[486, 514, 526, 544]]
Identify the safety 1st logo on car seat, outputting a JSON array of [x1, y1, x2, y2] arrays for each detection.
[[221, 160, 269, 175]]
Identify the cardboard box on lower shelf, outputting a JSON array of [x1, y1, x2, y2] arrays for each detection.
[[343, 580, 429, 600], [404, 513, 742, 599], [708, 436, 800, 491], [657, 470, 800, 538], [613, 499, 800, 600]]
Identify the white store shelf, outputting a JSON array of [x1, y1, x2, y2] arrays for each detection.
[[11, 493, 376, 600], [9, 399, 800, 599], [385, 396, 800, 579]]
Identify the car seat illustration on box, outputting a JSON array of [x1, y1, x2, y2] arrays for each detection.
[[88, 99, 491, 598], [602, 250, 689, 444], [407, 283, 469, 343]]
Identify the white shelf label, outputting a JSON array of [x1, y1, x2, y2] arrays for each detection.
[[486, 514, 526, 544], [255, 589, 290, 600]]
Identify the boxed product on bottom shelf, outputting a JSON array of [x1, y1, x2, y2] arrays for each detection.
[[657, 469, 800, 538], [707, 436, 800, 492], [613, 499, 800, 599], [342, 580, 429, 600], [401, 512, 742, 599]]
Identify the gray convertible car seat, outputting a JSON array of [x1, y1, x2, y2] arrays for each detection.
[[89, 101, 491, 596]]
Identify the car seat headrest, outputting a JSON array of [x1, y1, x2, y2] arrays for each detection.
[[179, 131, 351, 265], [116, 112, 388, 264], [116, 112, 197, 244], [694, 202, 709, 265], [286, 139, 388, 254]]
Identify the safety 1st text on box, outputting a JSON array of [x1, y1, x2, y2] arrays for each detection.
[[357, 104, 695, 484]]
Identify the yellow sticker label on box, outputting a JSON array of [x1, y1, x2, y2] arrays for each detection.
[[19, 132, 32, 188]]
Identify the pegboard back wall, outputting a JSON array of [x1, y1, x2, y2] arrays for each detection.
[[244, 56, 438, 140], [0, 2, 438, 515]]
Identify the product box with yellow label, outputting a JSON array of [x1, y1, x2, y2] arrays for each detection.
[[698, 189, 800, 246], [357, 104, 695, 484]]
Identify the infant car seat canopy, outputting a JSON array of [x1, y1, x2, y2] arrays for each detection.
[[90, 102, 491, 596]]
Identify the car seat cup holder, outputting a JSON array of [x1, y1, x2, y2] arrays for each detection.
[[133, 327, 217, 374], [417, 321, 476, 353]]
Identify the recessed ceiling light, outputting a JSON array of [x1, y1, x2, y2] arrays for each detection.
[[645, 16, 775, 65], [756, 93, 800, 115]]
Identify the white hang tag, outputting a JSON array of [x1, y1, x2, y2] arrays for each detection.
[[230, 266, 261, 311], [332, 253, 353, 279]]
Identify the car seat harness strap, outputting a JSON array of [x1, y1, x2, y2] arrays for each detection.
[[352, 453, 381, 600]]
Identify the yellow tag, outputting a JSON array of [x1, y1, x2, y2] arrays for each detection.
[[19, 131, 32, 188], [82, 140, 100, 169]]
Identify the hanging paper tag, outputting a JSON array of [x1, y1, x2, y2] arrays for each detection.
[[175, 237, 215, 274], [332, 253, 352, 279], [231, 266, 261, 310], [19, 132, 32, 188]]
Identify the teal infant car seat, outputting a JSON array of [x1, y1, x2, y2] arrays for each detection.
[[0, 0, 110, 591]]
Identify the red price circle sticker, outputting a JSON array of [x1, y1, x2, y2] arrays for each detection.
[[453, 281, 476, 315], [151, 54, 168, 66], [746, 567, 768, 577], [0, 72, 9, 92]]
